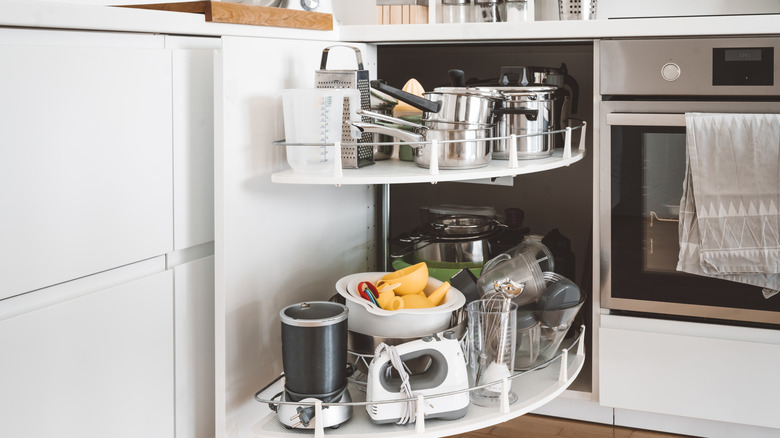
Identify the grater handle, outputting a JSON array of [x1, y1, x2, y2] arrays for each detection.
[[319, 45, 364, 71]]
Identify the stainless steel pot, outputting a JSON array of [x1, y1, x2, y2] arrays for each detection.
[[354, 110, 494, 169], [370, 80, 501, 126], [458, 64, 579, 159], [392, 215, 504, 268], [489, 86, 558, 160]]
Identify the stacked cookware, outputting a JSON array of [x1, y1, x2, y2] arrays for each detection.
[[354, 65, 578, 168]]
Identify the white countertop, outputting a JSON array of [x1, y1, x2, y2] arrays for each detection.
[[2, 1, 780, 43]]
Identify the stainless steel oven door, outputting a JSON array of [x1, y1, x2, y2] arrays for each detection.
[[600, 100, 780, 325]]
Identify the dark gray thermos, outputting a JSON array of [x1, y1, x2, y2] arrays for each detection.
[[279, 302, 349, 402]]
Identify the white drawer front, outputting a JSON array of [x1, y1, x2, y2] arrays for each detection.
[[0, 41, 173, 299], [599, 315, 780, 429], [0, 269, 174, 437]]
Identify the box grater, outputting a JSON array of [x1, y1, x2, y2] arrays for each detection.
[[315, 46, 375, 168]]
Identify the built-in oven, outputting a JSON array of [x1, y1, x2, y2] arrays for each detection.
[[599, 37, 780, 326]]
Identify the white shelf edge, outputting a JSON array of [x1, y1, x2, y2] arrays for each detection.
[[250, 351, 585, 437], [337, 15, 780, 44], [271, 148, 586, 186], [250, 327, 587, 437]]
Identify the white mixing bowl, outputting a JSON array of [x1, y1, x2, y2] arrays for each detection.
[[336, 272, 465, 338]]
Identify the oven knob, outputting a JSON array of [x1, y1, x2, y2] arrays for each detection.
[[661, 62, 681, 82]]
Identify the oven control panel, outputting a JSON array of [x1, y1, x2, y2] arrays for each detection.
[[601, 37, 779, 96]]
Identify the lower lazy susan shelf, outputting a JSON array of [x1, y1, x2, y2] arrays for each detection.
[[251, 326, 585, 438]]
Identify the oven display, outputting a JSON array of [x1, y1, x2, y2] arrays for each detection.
[[713, 47, 774, 86]]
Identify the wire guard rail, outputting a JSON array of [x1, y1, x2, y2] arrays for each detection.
[[271, 121, 587, 184], [253, 324, 586, 438]]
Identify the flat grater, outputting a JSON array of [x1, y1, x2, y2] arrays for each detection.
[[315, 46, 375, 168]]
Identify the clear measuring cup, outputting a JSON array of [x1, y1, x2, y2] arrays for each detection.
[[280, 88, 360, 173]]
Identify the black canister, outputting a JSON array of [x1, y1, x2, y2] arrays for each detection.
[[280, 301, 348, 402]]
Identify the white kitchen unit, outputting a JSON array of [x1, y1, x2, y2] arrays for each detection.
[[174, 254, 217, 438], [0, 260, 174, 438], [600, 315, 780, 433], [0, 27, 217, 438], [213, 36, 378, 436], [0, 28, 173, 300], [3, 2, 780, 438]]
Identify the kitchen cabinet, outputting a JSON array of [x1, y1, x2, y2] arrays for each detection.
[[599, 315, 780, 430], [0, 28, 217, 438], [174, 255, 216, 438], [0, 260, 174, 438], [0, 28, 173, 300], [5, 3, 779, 437], [213, 36, 377, 435], [170, 35, 218, 251], [214, 34, 592, 437]]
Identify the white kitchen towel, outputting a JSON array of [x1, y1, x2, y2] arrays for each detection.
[[677, 113, 780, 293]]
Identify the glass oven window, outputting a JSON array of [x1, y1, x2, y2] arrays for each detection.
[[610, 125, 780, 314]]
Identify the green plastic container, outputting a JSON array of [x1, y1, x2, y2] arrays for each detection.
[[392, 257, 482, 283]]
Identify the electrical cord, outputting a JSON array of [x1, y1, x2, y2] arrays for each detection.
[[374, 342, 415, 425]]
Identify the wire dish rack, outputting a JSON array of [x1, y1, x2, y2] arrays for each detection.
[[271, 120, 587, 185], [252, 325, 585, 438]]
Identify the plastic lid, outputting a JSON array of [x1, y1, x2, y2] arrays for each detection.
[[280, 301, 348, 327], [516, 309, 539, 329]]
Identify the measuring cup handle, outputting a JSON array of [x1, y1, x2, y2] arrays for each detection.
[[320, 45, 364, 70]]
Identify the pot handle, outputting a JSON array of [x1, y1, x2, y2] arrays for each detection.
[[320, 45, 364, 70], [389, 234, 434, 258], [449, 69, 467, 87], [498, 66, 531, 86], [370, 80, 442, 114], [493, 107, 538, 121], [564, 73, 579, 115]]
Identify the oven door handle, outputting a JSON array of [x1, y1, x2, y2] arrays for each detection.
[[606, 112, 686, 127]]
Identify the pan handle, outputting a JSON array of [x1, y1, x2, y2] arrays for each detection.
[[493, 107, 538, 121], [351, 121, 426, 145], [370, 80, 442, 114], [320, 45, 364, 70], [357, 109, 423, 129]]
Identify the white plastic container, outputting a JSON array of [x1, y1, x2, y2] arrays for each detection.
[[280, 88, 360, 173]]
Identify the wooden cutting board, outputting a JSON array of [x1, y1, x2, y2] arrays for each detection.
[[118, 1, 333, 30]]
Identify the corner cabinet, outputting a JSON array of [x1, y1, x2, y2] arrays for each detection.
[[214, 35, 588, 438]]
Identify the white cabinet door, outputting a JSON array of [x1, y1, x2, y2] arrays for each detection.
[[169, 35, 218, 251], [0, 267, 174, 438], [174, 255, 216, 438], [214, 37, 377, 437], [599, 315, 780, 429], [0, 31, 173, 299]]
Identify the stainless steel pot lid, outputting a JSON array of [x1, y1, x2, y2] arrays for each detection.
[[429, 87, 503, 99], [481, 85, 559, 97], [429, 215, 498, 237]]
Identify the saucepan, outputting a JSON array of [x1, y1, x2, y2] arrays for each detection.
[[370, 79, 501, 127], [353, 109, 494, 169]]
